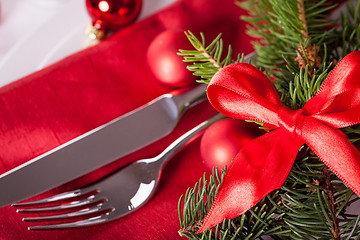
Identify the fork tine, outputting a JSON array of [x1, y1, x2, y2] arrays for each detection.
[[22, 203, 113, 222], [16, 194, 105, 213], [28, 213, 113, 231], [12, 188, 98, 207]]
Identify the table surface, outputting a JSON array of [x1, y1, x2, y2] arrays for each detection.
[[0, 0, 175, 87]]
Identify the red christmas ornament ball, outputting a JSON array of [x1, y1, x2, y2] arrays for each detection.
[[147, 30, 196, 88], [200, 118, 265, 172], [86, 0, 142, 32]]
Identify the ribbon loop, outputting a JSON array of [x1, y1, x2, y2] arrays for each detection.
[[208, 63, 283, 126]]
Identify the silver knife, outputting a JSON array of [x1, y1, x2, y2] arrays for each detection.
[[0, 84, 207, 207]]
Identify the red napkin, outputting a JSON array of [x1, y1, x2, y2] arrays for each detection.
[[0, 0, 252, 239]]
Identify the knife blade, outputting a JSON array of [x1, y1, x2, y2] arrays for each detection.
[[0, 84, 207, 207]]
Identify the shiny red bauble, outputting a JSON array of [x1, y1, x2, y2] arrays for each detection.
[[147, 30, 196, 88], [86, 0, 142, 32], [200, 118, 265, 172]]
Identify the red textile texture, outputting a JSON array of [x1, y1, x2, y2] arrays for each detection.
[[0, 0, 252, 239]]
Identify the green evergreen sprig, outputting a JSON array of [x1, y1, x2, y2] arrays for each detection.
[[178, 31, 245, 84], [178, 0, 360, 239], [336, 0, 360, 58], [282, 147, 360, 239], [236, 0, 336, 97], [178, 168, 291, 240], [286, 61, 331, 109]]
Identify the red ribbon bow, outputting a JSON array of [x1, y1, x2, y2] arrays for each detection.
[[198, 51, 360, 232]]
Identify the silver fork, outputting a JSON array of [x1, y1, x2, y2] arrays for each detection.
[[12, 113, 224, 230]]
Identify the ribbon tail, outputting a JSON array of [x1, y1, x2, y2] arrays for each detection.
[[197, 129, 304, 233], [303, 117, 360, 196]]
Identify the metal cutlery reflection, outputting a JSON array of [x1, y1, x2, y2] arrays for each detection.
[[0, 83, 208, 208], [13, 114, 225, 230]]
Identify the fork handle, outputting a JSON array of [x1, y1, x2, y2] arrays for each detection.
[[155, 113, 225, 168]]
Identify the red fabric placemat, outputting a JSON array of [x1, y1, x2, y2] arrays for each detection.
[[0, 0, 252, 239]]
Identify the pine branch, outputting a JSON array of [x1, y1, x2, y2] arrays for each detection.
[[178, 31, 245, 84], [295, 0, 322, 74], [280, 149, 360, 239], [237, 0, 337, 96], [297, 0, 309, 39], [178, 1, 360, 239], [178, 167, 291, 239], [335, 0, 360, 57], [323, 168, 340, 239], [286, 59, 331, 109]]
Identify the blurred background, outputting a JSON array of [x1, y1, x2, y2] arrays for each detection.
[[0, 0, 175, 87]]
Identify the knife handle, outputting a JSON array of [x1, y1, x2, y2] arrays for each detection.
[[172, 83, 208, 118]]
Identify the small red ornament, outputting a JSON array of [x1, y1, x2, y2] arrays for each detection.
[[200, 118, 265, 172], [85, 0, 142, 40], [147, 30, 196, 88]]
